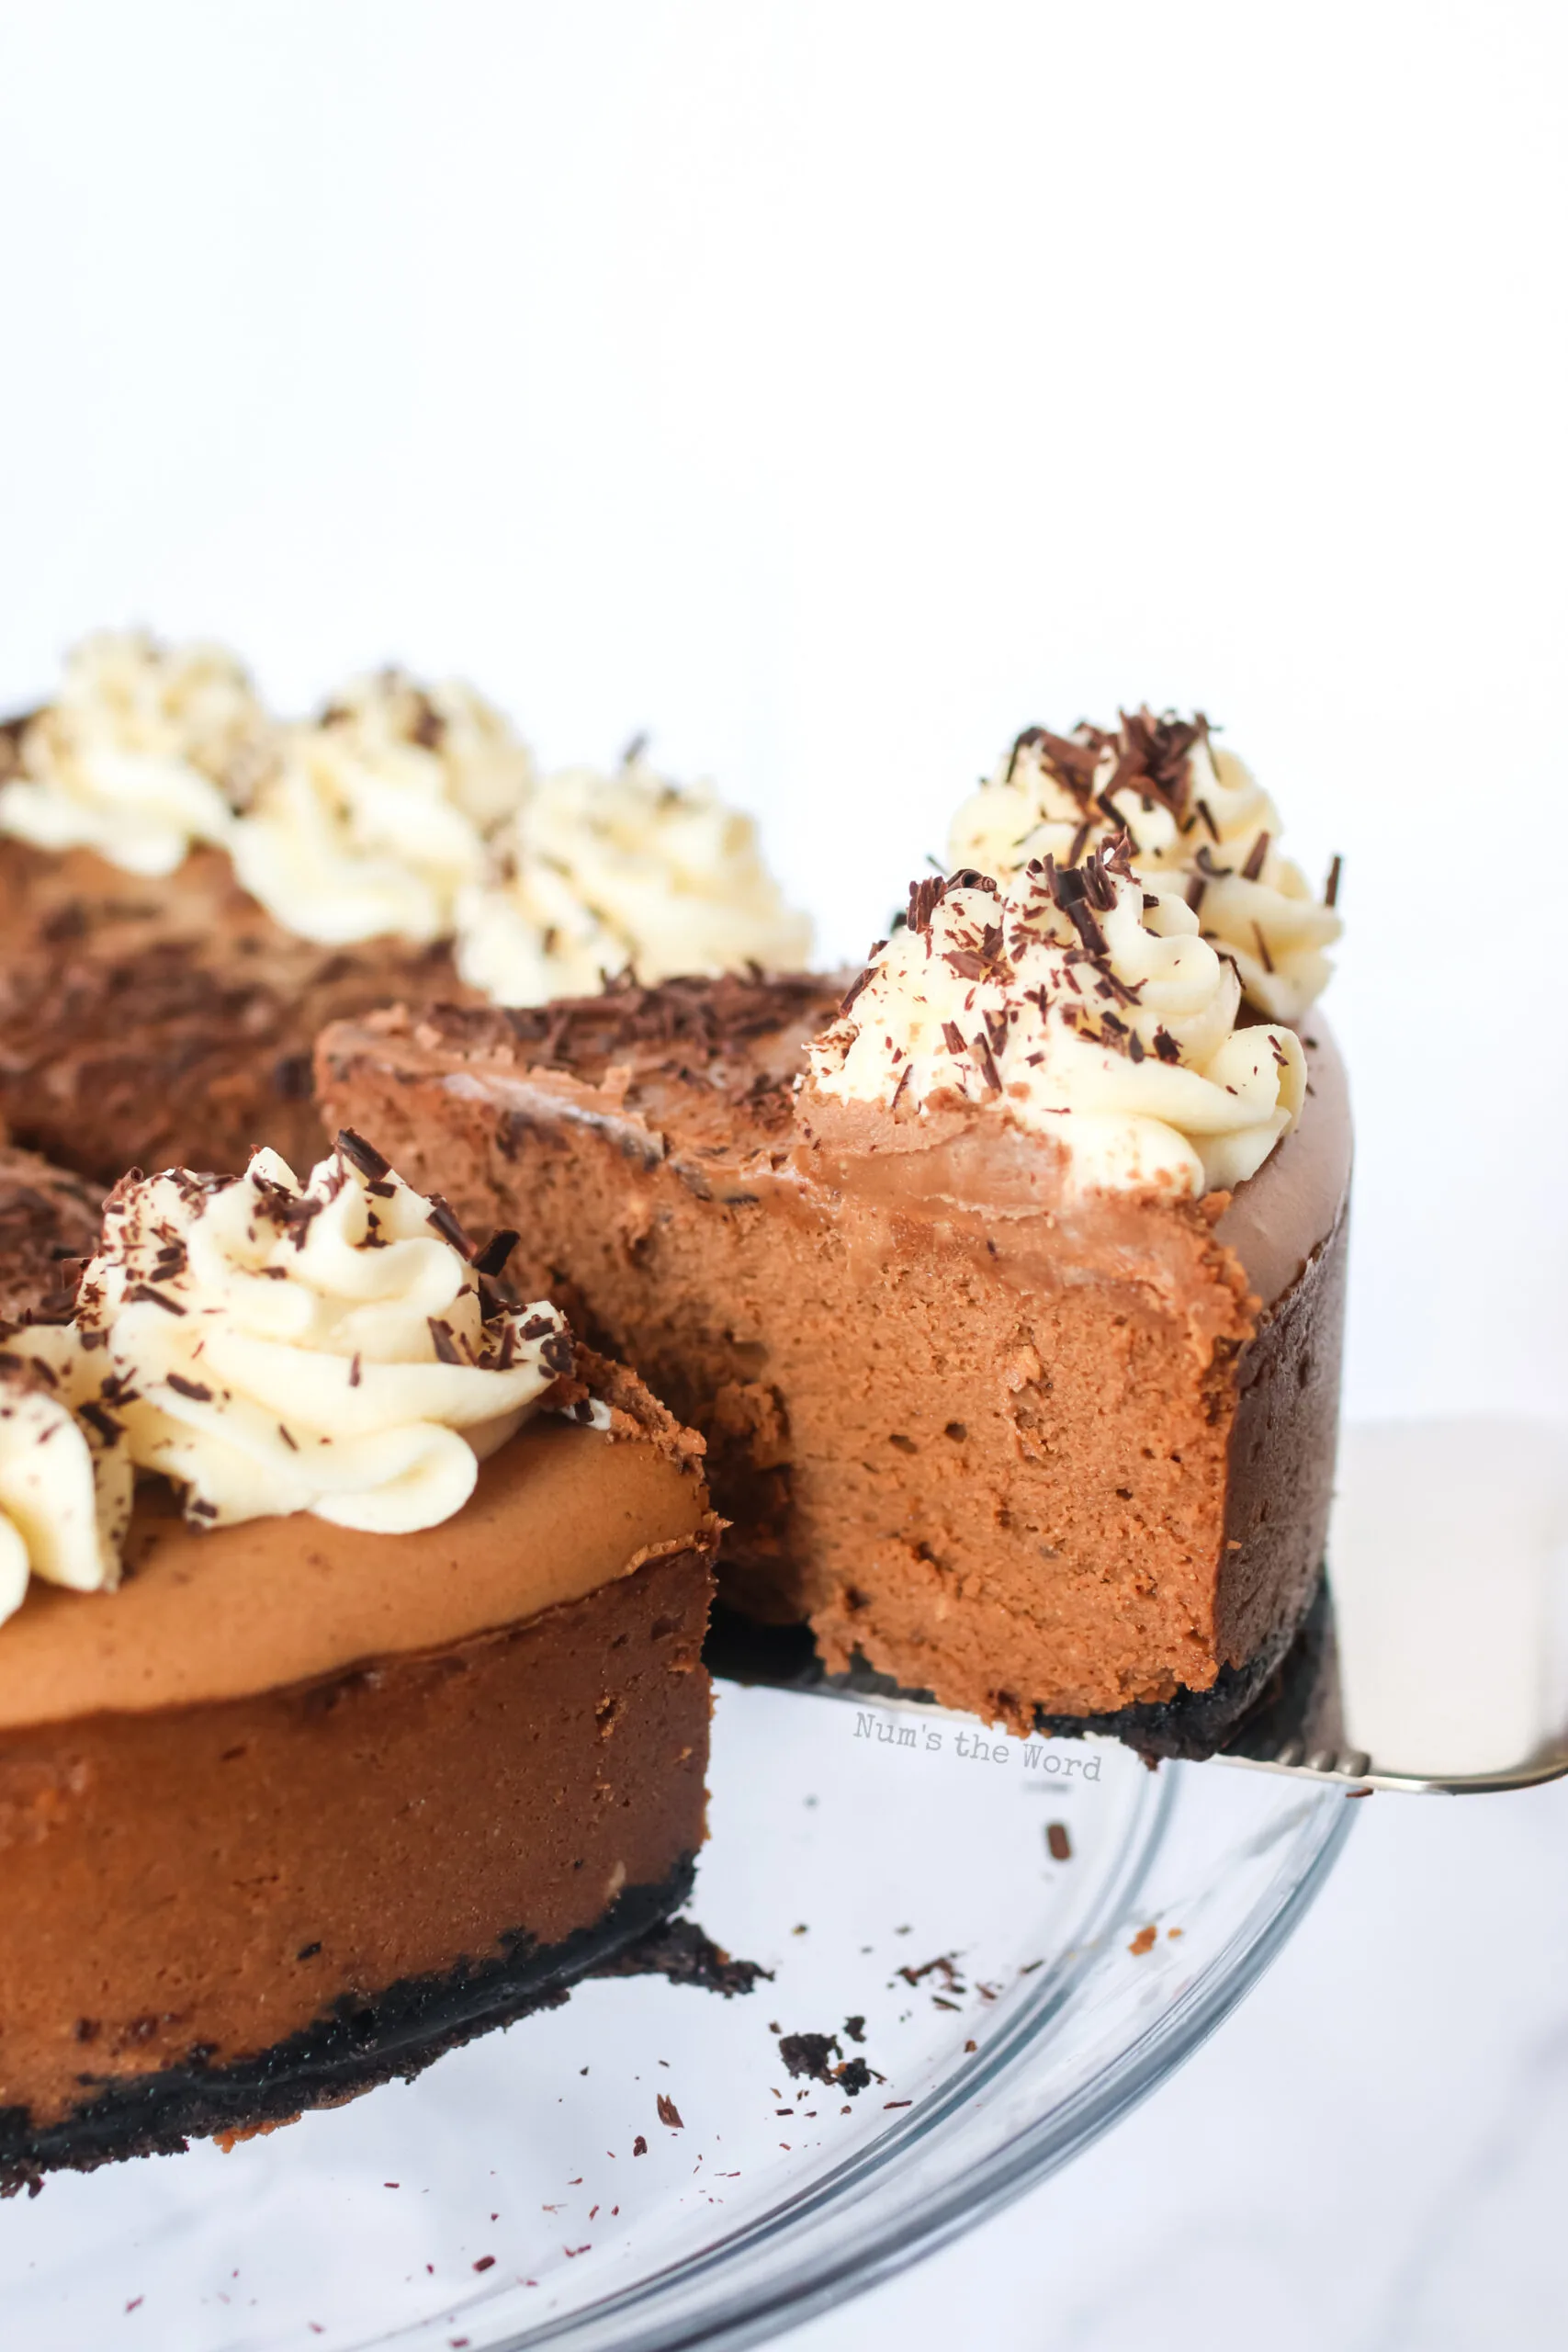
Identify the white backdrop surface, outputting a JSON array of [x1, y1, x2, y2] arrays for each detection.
[[1, 1, 1563, 1423], [0, 11, 1564, 2339]]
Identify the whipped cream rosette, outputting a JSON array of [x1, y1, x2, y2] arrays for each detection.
[[231, 670, 536, 947], [947, 710, 1340, 1023], [0, 1329, 134, 1623], [455, 748, 812, 1006], [76, 1133, 575, 1534], [0, 631, 272, 877], [809, 842, 1304, 1198]]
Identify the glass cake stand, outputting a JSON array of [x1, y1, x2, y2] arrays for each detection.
[[0, 1681, 1352, 2352]]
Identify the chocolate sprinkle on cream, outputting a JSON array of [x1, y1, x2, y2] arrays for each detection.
[[71, 1144, 578, 1537], [948, 707, 1342, 1023], [335, 1128, 390, 1182], [423, 1194, 471, 1258], [808, 839, 1307, 1199], [125, 1283, 186, 1317], [472, 1228, 520, 1279]]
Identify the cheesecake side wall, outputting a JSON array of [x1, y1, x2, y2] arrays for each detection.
[[0, 1547, 712, 2133], [1217, 1193, 1348, 1671]]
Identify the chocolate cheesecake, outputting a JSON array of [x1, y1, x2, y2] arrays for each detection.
[[0, 635, 808, 1184], [0, 1138, 716, 2191], [0, 835, 457, 1183], [0, 1144, 103, 1331], [319, 847, 1348, 1753]]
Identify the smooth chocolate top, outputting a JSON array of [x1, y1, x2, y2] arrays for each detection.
[[0, 1413, 715, 1731]]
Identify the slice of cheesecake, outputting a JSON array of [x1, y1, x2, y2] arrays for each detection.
[[317, 865, 1348, 1756], [0, 1140, 716, 2191]]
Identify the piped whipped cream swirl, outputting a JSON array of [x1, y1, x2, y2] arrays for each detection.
[[454, 748, 812, 1006], [809, 846, 1305, 1198], [0, 632, 271, 877], [947, 710, 1341, 1023], [231, 670, 536, 947], [0, 1330, 133, 1624], [76, 1133, 574, 1533]]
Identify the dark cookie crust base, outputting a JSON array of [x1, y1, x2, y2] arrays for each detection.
[[705, 1576, 1326, 1763], [0, 1859, 694, 2199]]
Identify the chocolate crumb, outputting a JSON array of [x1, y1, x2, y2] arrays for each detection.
[[588, 1916, 772, 1997], [656, 2093, 683, 2129], [1046, 1822, 1072, 1862], [777, 2031, 840, 2085]]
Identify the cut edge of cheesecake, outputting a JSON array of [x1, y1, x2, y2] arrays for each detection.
[[314, 980, 1349, 1754]]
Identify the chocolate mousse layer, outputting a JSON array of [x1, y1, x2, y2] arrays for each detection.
[[318, 978, 1349, 1740], [0, 1392, 716, 2190], [0, 828, 465, 1182]]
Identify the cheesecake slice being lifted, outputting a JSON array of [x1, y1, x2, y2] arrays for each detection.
[[318, 832, 1348, 1757]]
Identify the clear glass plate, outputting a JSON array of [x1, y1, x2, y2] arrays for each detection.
[[0, 1683, 1352, 2351]]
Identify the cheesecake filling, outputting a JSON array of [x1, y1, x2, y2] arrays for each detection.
[[808, 842, 1304, 1197], [947, 708, 1341, 1022], [453, 745, 813, 1005], [0, 631, 269, 877]]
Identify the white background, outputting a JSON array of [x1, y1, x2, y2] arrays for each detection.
[[1, 6, 1564, 2343]]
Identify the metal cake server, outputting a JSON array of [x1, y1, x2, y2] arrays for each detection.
[[710, 1420, 1568, 1796], [1223, 1419, 1568, 1793]]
